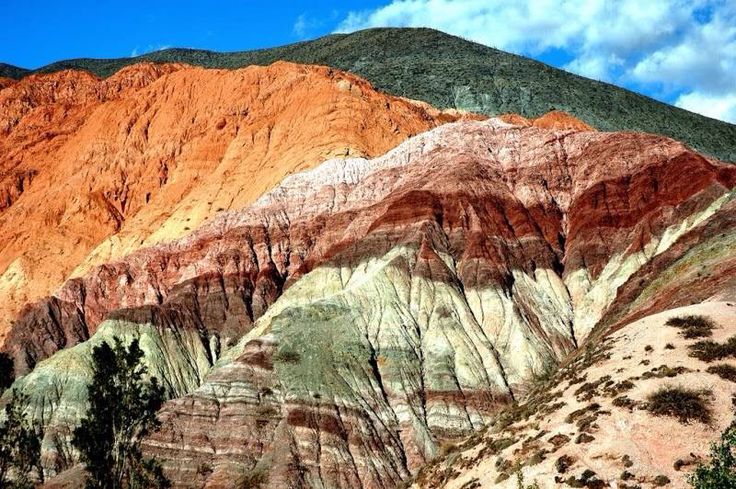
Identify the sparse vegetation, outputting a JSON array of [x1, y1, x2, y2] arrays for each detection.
[[236, 465, 268, 489], [666, 315, 717, 339], [566, 403, 600, 424], [515, 469, 540, 489], [548, 433, 570, 449], [707, 364, 736, 382], [646, 386, 712, 424], [555, 454, 575, 473], [575, 433, 595, 444], [653, 474, 671, 486], [689, 336, 736, 362], [642, 365, 690, 379], [612, 396, 636, 409], [562, 469, 603, 488], [459, 478, 481, 489]]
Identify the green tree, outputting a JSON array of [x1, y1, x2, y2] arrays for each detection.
[[73, 338, 169, 489], [0, 352, 14, 392], [0, 390, 43, 488], [690, 421, 736, 488]]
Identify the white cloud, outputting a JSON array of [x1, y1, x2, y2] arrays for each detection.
[[676, 91, 736, 123], [293, 14, 309, 38], [630, 11, 736, 93], [336, 0, 736, 123], [129, 44, 172, 58]]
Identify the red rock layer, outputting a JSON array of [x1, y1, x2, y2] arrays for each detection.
[[9, 118, 735, 488], [140, 122, 734, 488], [6, 122, 732, 370], [0, 61, 470, 343]]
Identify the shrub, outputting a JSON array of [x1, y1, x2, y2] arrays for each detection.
[[575, 433, 595, 444], [689, 337, 736, 362], [654, 474, 671, 486], [706, 364, 736, 382], [273, 349, 301, 364], [236, 466, 268, 489], [515, 469, 540, 489], [689, 421, 736, 488], [612, 396, 635, 408], [196, 462, 213, 477], [666, 315, 716, 339], [0, 353, 13, 393], [622, 454, 634, 467], [555, 454, 575, 473], [646, 386, 712, 424]]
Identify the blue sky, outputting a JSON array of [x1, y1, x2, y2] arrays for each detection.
[[3, 0, 735, 123]]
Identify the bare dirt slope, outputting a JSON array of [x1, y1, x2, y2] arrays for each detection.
[[413, 301, 736, 488]]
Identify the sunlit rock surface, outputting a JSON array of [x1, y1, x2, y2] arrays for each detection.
[[0, 61, 468, 343], [11, 114, 734, 487]]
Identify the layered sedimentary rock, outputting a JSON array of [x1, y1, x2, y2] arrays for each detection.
[[0, 61, 466, 343], [12, 116, 735, 487]]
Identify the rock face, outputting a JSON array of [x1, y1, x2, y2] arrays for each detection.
[[0, 61, 466, 344], [11, 115, 735, 487]]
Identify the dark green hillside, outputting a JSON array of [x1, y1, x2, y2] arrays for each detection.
[[0, 62, 29, 79], [4, 28, 735, 161]]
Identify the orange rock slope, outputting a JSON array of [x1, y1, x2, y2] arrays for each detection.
[[0, 61, 473, 341], [498, 110, 595, 131]]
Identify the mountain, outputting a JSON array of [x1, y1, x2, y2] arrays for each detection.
[[1, 29, 735, 489], [8, 110, 735, 487], [3, 28, 735, 163], [0, 62, 29, 79], [0, 61, 468, 349]]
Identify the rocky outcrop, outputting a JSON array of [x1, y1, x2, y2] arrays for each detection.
[[13, 116, 735, 487], [0, 61, 468, 343]]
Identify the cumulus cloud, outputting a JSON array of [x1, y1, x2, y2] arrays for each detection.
[[336, 0, 736, 123], [676, 92, 736, 123]]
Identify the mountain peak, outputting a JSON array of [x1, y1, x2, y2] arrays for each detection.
[[4, 27, 733, 162]]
